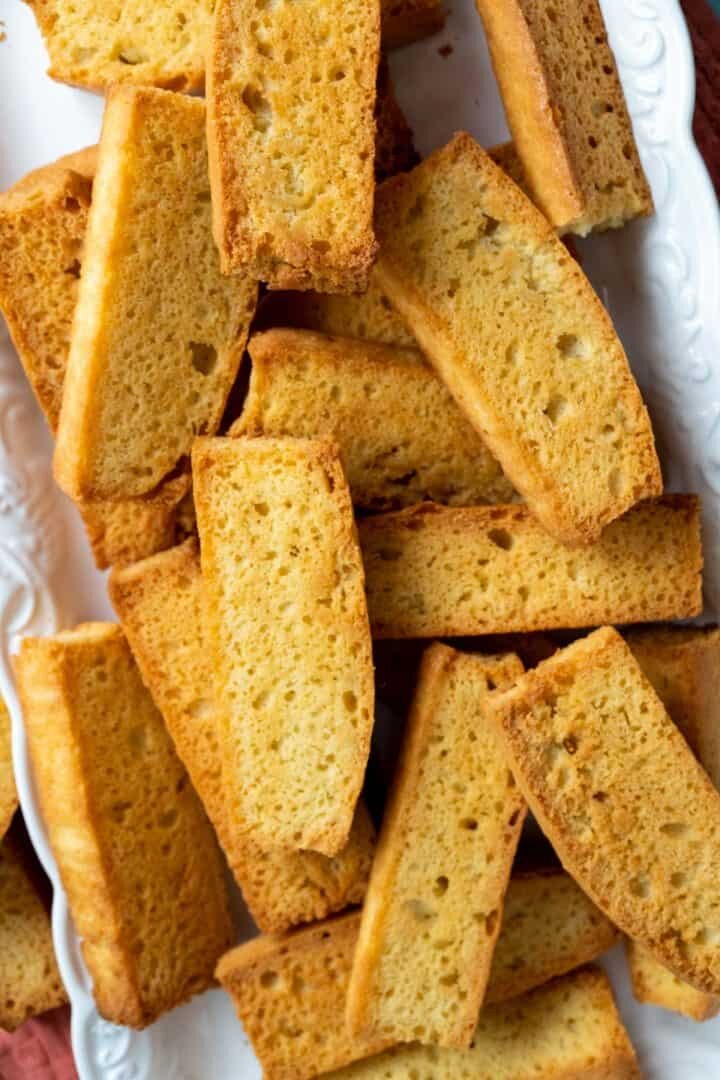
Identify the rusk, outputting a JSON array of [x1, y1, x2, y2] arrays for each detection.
[[15, 623, 233, 1028], [625, 626, 720, 1019], [373, 133, 661, 544], [328, 967, 640, 1078], [347, 645, 527, 1047], [375, 56, 419, 182], [110, 539, 375, 934], [0, 700, 17, 844], [207, 0, 380, 290], [487, 869, 620, 1004], [0, 840, 67, 1031], [217, 912, 392, 1080], [231, 329, 513, 510], [359, 498, 702, 638], [53, 87, 256, 501], [381, 0, 445, 48], [193, 437, 374, 857], [488, 627, 720, 995], [474, 0, 653, 234]]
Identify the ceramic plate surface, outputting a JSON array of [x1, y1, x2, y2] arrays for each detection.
[[1, 0, 719, 1076]]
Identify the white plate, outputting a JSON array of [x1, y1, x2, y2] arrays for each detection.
[[1, 1, 719, 1076]]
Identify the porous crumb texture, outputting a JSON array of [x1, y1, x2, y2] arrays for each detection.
[[216, 912, 393, 1080], [207, 0, 380, 290], [0, 146, 96, 431], [626, 625, 720, 791], [374, 56, 419, 182], [232, 329, 514, 511], [14, 623, 233, 1028], [381, 0, 445, 48], [109, 539, 375, 933], [0, 700, 17, 845], [487, 141, 530, 197], [488, 627, 720, 996], [626, 939, 720, 1023], [347, 645, 527, 1048], [53, 87, 257, 501], [256, 268, 416, 349], [373, 133, 662, 544], [0, 842, 67, 1032], [486, 869, 620, 1004], [359, 498, 702, 638], [193, 437, 374, 857], [474, 0, 653, 234], [27, 0, 213, 91], [327, 967, 640, 1079]]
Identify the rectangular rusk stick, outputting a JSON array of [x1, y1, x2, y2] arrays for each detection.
[[474, 0, 653, 234], [373, 133, 661, 544], [109, 539, 375, 934], [207, 0, 380, 290], [347, 645, 527, 1048], [54, 87, 257, 501], [488, 627, 720, 996], [231, 329, 514, 510], [325, 968, 641, 1079], [624, 626, 720, 1020], [359, 498, 702, 638], [14, 624, 233, 1028], [193, 437, 374, 857]]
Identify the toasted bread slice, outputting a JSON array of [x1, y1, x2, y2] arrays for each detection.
[[327, 967, 639, 1078], [488, 627, 720, 995], [15, 623, 233, 1028], [53, 87, 256, 501], [0, 839, 67, 1032], [374, 133, 661, 544], [359, 497, 702, 638], [231, 329, 513, 510], [624, 626, 720, 1018], [374, 56, 419, 182], [475, 0, 653, 235], [0, 700, 17, 845], [256, 269, 416, 349], [381, 0, 445, 48], [207, 0, 380, 291], [487, 869, 619, 1004], [217, 912, 392, 1080], [626, 939, 720, 1022], [193, 437, 374, 857], [487, 141, 529, 194], [347, 645, 527, 1048], [110, 539, 375, 933]]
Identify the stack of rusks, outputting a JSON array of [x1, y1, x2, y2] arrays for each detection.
[[1, 0, 717, 1073]]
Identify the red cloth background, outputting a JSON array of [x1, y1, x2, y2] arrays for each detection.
[[0, 2, 716, 1077]]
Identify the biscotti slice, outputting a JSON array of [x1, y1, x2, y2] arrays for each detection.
[[109, 539, 375, 933], [0, 839, 67, 1031], [381, 0, 445, 48], [360, 497, 702, 638], [217, 912, 392, 1080], [193, 437, 374, 857], [374, 133, 661, 544], [231, 329, 514, 510], [26, 0, 213, 91], [347, 645, 527, 1048], [487, 141, 530, 195], [53, 87, 257, 502], [624, 625, 720, 1018], [14, 623, 233, 1028], [474, 0, 653, 235], [207, 0, 380, 291], [486, 869, 619, 1004], [626, 939, 719, 1022], [257, 269, 416, 349], [327, 967, 639, 1079], [488, 626, 720, 995], [0, 700, 17, 845], [0, 146, 96, 431], [374, 56, 419, 183]]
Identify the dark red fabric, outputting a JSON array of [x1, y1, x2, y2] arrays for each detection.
[[681, 0, 720, 194]]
